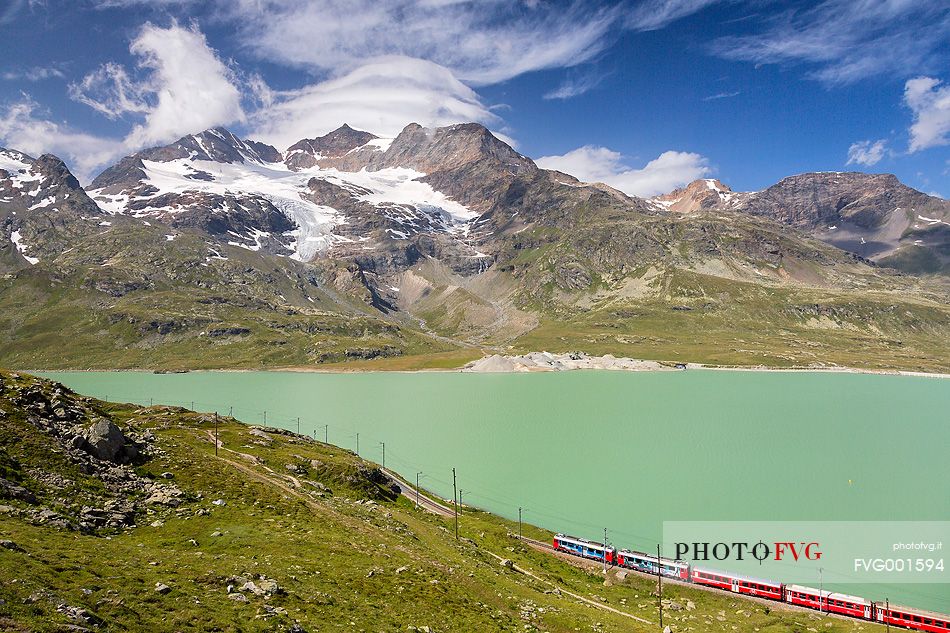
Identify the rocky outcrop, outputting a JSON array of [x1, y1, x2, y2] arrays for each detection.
[[0, 148, 105, 269], [463, 351, 671, 372], [0, 371, 183, 534], [653, 172, 950, 273]]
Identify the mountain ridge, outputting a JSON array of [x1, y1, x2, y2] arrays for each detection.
[[1, 123, 948, 372]]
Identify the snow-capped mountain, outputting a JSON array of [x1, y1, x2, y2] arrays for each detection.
[[651, 178, 746, 213], [87, 125, 490, 264], [1, 148, 103, 268]]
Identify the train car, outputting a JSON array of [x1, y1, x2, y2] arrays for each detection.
[[874, 602, 950, 632], [692, 567, 784, 600], [617, 549, 689, 580], [552, 533, 616, 564], [785, 585, 872, 619]]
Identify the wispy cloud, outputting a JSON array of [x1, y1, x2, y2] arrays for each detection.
[[1, 66, 66, 82], [712, 0, 950, 84], [626, 0, 722, 31], [702, 90, 740, 101], [543, 68, 609, 100], [536, 145, 711, 197], [0, 96, 124, 182], [904, 76, 950, 152], [846, 139, 887, 166], [206, 0, 622, 86]]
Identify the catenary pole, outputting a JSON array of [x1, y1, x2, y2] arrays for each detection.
[[603, 528, 608, 574], [657, 543, 664, 629], [518, 507, 523, 540], [416, 472, 422, 508], [453, 468, 458, 540], [214, 411, 218, 457]]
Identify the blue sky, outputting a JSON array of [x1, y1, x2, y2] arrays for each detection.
[[0, 0, 948, 198]]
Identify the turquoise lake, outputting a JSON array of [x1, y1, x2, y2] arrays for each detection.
[[37, 369, 949, 613]]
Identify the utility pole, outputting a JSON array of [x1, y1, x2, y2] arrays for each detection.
[[885, 598, 889, 632], [657, 543, 664, 629], [356, 433, 359, 455], [191, 401, 194, 410], [228, 406, 232, 417], [819, 567, 823, 614], [296, 417, 300, 435], [150, 397, 153, 407], [263, 410, 267, 425], [453, 468, 458, 540], [214, 411, 218, 457], [518, 507, 523, 540], [324, 424, 329, 444], [458, 489, 462, 513], [415, 472, 422, 508], [603, 528, 608, 574], [379, 442, 385, 469]]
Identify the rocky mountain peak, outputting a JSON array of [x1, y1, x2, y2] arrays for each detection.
[[136, 127, 282, 166], [379, 122, 535, 176], [653, 177, 741, 213], [284, 125, 380, 171]]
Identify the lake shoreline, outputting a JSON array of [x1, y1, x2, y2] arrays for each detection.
[[20, 352, 950, 379]]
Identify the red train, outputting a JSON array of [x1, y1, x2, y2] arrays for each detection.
[[552, 534, 949, 632]]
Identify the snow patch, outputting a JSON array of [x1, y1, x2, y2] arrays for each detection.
[[28, 196, 55, 210], [10, 230, 39, 264]]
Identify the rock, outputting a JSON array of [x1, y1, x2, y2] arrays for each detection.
[[154, 582, 172, 594], [228, 593, 248, 602], [160, 472, 174, 479], [187, 539, 199, 547], [0, 540, 23, 552], [395, 565, 409, 574], [212, 498, 226, 506], [500, 559, 513, 568], [239, 581, 261, 595], [663, 627, 672, 633], [0, 478, 37, 503], [257, 578, 280, 594], [615, 570, 627, 580], [83, 419, 126, 462], [686, 600, 696, 611]]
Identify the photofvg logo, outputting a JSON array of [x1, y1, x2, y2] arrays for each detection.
[[674, 541, 822, 564], [663, 521, 949, 585]]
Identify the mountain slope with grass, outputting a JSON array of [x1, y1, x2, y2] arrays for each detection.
[[1, 124, 949, 372], [0, 370, 890, 631]]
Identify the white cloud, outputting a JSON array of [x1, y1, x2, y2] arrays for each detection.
[[846, 139, 887, 166], [249, 56, 501, 150], [215, 0, 621, 86], [543, 69, 607, 100], [626, 0, 721, 31], [2, 66, 66, 82], [702, 90, 740, 101], [69, 23, 244, 148], [0, 97, 124, 182], [536, 145, 711, 198], [712, 0, 950, 84], [904, 76, 950, 152], [67, 62, 149, 119]]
